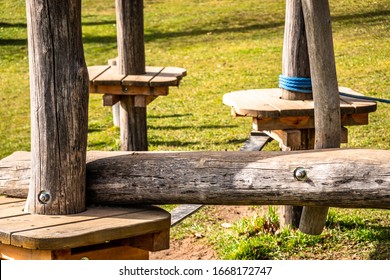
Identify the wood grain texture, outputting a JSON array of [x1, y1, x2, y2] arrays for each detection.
[[1, 150, 389, 209], [120, 96, 148, 151], [0, 198, 170, 251], [223, 88, 376, 119], [116, 0, 145, 75], [25, 0, 89, 214], [300, 0, 341, 234]]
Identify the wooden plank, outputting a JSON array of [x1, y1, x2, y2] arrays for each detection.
[[149, 67, 187, 87], [122, 66, 164, 87], [0, 243, 53, 260], [88, 65, 111, 85], [252, 113, 368, 131], [162, 66, 187, 78], [339, 87, 377, 114], [52, 245, 149, 260], [341, 113, 369, 126], [252, 116, 314, 130], [103, 94, 121, 106], [259, 89, 314, 117], [224, 90, 282, 118], [93, 66, 126, 86], [0, 242, 149, 260], [90, 84, 169, 96], [10, 208, 170, 250], [0, 200, 26, 219], [0, 197, 26, 205], [0, 206, 149, 246]]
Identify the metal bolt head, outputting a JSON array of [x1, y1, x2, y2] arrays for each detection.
[[38, 191, 51, 204], [294, 167, 307, 181]]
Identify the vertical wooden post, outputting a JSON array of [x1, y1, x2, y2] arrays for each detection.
[[116, 0, 148, 151], [281, 0, 311, 100], [25, 0, 89, 214], [300, 0, 341, 234], [279, 0, 312, 228]]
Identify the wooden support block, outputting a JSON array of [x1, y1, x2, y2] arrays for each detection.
[[108, 57, 118, 66], [135, 95, 146, 107], [129, 230, 170, 252], [146, 96, 158, 105], [341, 126, 348, 144], [264, 127, 347, 149], [103, 94, 121, 106], [264, 130, 301, 148]]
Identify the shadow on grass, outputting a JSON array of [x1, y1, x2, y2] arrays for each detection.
[[326, 217, 390, 260], [149, 140, 199, 147], [148, 124, 237, 130], [149, 113, 193, 119], [1, 10, 388, 46]]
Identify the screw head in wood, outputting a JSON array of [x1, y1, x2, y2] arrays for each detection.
[[294, 167, 307, 181], [38, 191, 51, 204]]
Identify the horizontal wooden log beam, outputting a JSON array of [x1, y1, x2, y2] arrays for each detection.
[[0, 150, 389, 209]]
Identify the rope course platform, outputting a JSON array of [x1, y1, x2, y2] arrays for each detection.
[[89, 65, 187, 98], [0, 197, 170, 260], [223, 87, 377, 132]]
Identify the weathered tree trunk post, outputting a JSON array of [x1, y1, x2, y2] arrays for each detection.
[[116, 0, 148, 151], [300, 0, 341, 234], [281, 0, 311, 101], [279, 0, 313, 228], [25, 0, 89, 214]]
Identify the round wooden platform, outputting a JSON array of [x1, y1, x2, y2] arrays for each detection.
[[223, 87, 377, 131], [88, 65, 187, 96], [0, 197, 170, 260]]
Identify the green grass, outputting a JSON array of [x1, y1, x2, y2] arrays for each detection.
[[0, 0, 389, 259], [213, 207, 389, 260]]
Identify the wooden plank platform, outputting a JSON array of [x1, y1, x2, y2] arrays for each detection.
[[88, 65, 187, 96], [223, 87, 377, 130], [0, 197, 170, 260]]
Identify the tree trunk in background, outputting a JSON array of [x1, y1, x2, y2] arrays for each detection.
[[25, 0, 89, 214]]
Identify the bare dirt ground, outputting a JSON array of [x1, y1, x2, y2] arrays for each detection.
[[150, 205, 267, 260]]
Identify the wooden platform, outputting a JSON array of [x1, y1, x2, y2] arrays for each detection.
[[223, 87, 377, 131], [89, 65, 187, 96], [0, 197, 170, 260]]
